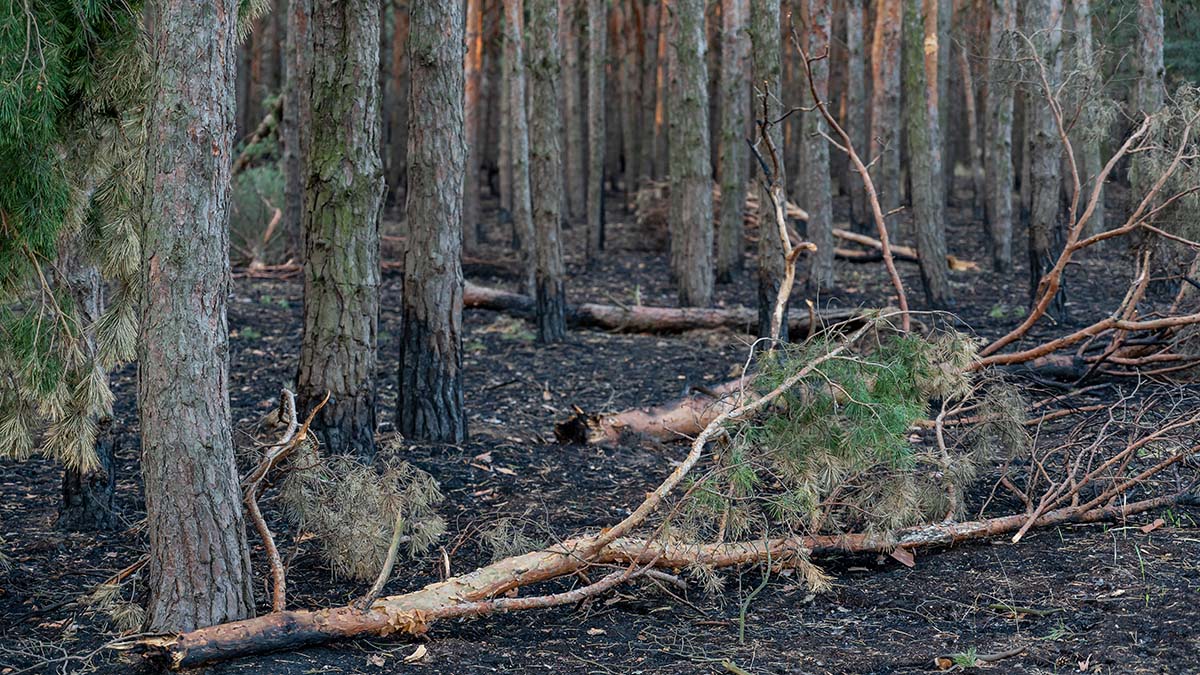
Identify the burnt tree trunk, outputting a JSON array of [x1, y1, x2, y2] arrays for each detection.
[[904, 0, 952, 307], [464, 0, 484, 250], [1024, 0, 1063, 315], [844, 0, 869, 232], [139, 0, 254, 631], [399, 0, 468, 443], [668, 0, 714, 307], [750, 0, 790, 340], [716, 0, 748, 283], [297, 0, 385, 459], [984, 0, 1016, 271], [528, 0, 569, 342], [585, 0, 607, 264], [282, 0, 313, 259], [869, 0, 902, 215], [801, 0, 835, 294], [504, 0, 537, 294]]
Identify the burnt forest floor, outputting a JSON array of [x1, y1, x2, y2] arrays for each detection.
[[3, 187, 1200, 675]]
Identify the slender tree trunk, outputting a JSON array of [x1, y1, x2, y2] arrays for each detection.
[[399, 0, 468, 443], [1025, 0, 1063, 313], [639, 0, 662, 183], [1132, 0, 1164, 203], [845, 0, 869, 232], [984, 0, 1015, 271], [668, 0, 714, 307], [504, 0, 537, 295], [383, 5, 410, 211], [938, 0, 953, 195], [904, 0, 952, 307], [560, 0, 587, 223], [958, 42, 985, 220], [716, 0, 748, 283], [869, 0, 902, 215], [297, 0, 385, 459], [1067, 0, 1102, 237], [464, 0, 484, 250], [653, 2, 669, 179], [619, 0, 640, 205], [603, 8, 624, 194], [140, 0, 254, 631], [498, 37, 513, 220], [483, 6, 503, 199], [528, 0, 569, 342], [586, 0, 607, 264], [751, 0, 790, 340], [801, 0, 834, 294], [283, 0, 313, 260]]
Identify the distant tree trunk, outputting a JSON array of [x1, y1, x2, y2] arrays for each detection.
[[751, 0, 790, 340], [638, 0, 661, 183], [528, 0, 569, 342], [938, 0, 953, 194], [904, 0, 951, 307], [652, 2, 669, 179], [984, 0, 1016, 271], [869, 0, 902, 215], [604, 8, 624, 194], [801, 0, 834, 294], [139, 0, 254, 632], [282, 0, 313, 259], [1132, 0, 1164, 203], [56, 245, 116, 532], [498, 39, 513, 220], [716, 0, 748, 283], [1024, 0, 1063, 312], [958, 43, 985, 220], [297, 0, 384, 459], [561, 0, 587, 223], [619, 0, 640, 204], [463, 0, 484, 250], [383, 5, 410, 211], [1065, 0, 1102, 236], [668, 0, 714, 307], [586, 0, 607, 264], [504, 0, 536, 295], [483, 7, 503, 198], [844, 0, 869, 232], [399, 0, 468, 443]]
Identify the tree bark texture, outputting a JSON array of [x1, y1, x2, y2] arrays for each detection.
[[586, 0, 608, 263], [1132, 0, 1164, 202], [844, 0, 869, 232], [399, 0, 468, 444], [464, 0, 484, 249], [638, 0, 661, 183], [383, 4, 410, 210], [297, 0, 385, 459], [750, 0, 790, 340], [560, 0, 587, 223], [668, 0, 714, 307], [984, 0, 1016, 271], [652, 1, 670, 180], [503, 0, 537, 295], [1024, 0, 1063, 311], [801, 0, 835, 294], [903, 0, 951, 307], [283, 0, 313, 259], [1067, 0, 1103, 236], [139, 0, 254, 632], [716, 0, 749, 283], [869, 0, 902, 215], [528, 0, 569, 342]]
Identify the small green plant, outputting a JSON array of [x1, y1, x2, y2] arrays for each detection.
[[950, 647, 980, 668], [237, 327, 262, 341]]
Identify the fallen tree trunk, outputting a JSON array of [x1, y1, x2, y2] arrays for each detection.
[[124, 490, 1194, 669], [832, 228, 979, 271], [464, 282, 863, 336], [555, 378, 746, 444]]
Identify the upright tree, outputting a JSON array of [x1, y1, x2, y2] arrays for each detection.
[[844, 0, 869, 231], [296, 0, 385, 459], [464, 0, 485, 250], [139, 0, 254, 631], [561, 0, 587, 223], [638, 0, 662, 183], [668, 0, 714, 306], [869, 0, 903, 214], [282, 0, 313, 257], [586, 0, 608, 264], [1066, 0, 1103, 236], [716, 0, 749, 282], [904, 0, 952, 307], [1133, 0, 1165, 201], [751, 0, 791, 339], [801, 0, 835, 294], [985, 0, 1016, 271], [399, 0, 468, 443], [504, 0, 537, 294], [528, 0, 569, 341], [1024, 0, 1064, 309]]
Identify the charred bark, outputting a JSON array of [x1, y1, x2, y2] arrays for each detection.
[[716, 0, 748, 283], [59, 418, 117, 532]]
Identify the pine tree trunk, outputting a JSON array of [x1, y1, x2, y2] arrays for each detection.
[[1069, 0, 1103, 236], [638, 0, 661, 184], [844, 0, 870, 232], [652, 2, 669, 179], [383, 5, 410, 211], [751, 0, 790, 340], [938, 0, 953, 195], [283, 0, 313, 260], [716, 0, 748, 283], [504, 0, 537, 295], [984, 0, 1016, 271], [139, 0, 254, 631], [801, 0, 834, 294], [1025, 0, 1063, 313], [586, 0, 607, 264], [399, 0, 468, 444], [464, 0, 484, 250], [1132, 0, 1164, 202], [619, 0, 640, 204], [528, 0, 569, 342], [560, 0, 587, 223], [498, 39, 513, 220], [667, 0, 714, 307], [957, 40, 985, 220], [904, 0, 952, 308], [869, 0, 902, 214], [297, 0, 385, 459]]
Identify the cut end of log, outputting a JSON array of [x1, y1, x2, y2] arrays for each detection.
[[554, 409, 606, 445]]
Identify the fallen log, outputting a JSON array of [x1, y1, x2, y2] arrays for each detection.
[[555, 378, 746, 445], [833, 228, 980, 271], [464, 282, 863, 336]]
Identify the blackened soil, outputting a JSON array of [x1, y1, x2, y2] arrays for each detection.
[[2, 191, 1199, 675]]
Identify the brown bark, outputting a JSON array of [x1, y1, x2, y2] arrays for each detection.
[[139, 0, 254, 631], [984, 0, 1016, 271], [957, 42, 985, 220], [586, 0, 608, 263], [869, 0, 902, 214], [399, 0, 468, 443], [282, 0, 313, 260], [528, 0, 569, 342], [1067, 0, 1103, 237], [464, 0, 484, 249], [639, 0, 662, 183], [1132, 0, 1164, 202], [383, 4, 410, 210], [653, 0, 670, 179], [716, 0, 749, 283], [560, 0, 587, 222], [503, 0, 537, 295], [844, 0, 869, 232], [556, 378, 746, 444], [800, 0, 835, 294], [1024, 0, 1063, 313]]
